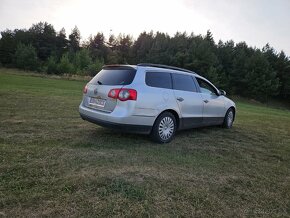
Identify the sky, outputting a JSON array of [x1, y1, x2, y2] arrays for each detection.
[[0, 0, 289, 55]]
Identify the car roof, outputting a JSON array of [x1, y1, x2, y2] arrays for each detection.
[[102, 63, 218, 90], [102, 63, 210, 79]]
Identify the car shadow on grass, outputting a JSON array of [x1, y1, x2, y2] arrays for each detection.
[[71, 126, 152, 149], [71, 124, 240, 149]]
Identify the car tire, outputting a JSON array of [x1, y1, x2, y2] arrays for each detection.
[[151, 112, 177, 143], [222, 108, 234, 128]]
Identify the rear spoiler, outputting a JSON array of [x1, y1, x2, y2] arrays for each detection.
[[102, 65, 137, 71]]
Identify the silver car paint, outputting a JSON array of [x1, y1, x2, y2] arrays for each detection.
[[79, 65, 236, 130], [173, 89, 204, 120]]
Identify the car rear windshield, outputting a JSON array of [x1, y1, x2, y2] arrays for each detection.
[[90, 68, 136, 86]]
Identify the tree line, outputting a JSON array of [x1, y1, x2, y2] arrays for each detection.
[[0, 22, 290, 101]]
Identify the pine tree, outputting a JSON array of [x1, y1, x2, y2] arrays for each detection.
[[276, 51, 290, 99], [68, 26, 81, 53], [0, 30, 17, 65], [87, 33, 107, 61], [131, 31, 154, 64], [245, 51, 279, 100], [29, 22, 57, 61], [55, 28, 68, 59]]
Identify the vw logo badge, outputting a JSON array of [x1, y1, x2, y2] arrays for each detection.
[[94, 89, 98, 94]]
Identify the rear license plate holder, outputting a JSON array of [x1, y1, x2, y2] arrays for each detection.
[[89, 97, 106, 108]]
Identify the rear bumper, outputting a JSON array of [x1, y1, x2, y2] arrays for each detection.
[[80, 113, 152, 134], [79, 104, 153, 134]]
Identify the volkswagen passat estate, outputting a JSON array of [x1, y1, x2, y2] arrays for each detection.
[[79, 63, 236, 143]]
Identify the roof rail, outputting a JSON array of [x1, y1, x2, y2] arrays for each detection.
[[137, 63, 196, 74]]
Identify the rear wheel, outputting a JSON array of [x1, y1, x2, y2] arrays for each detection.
[[222, 108, 234, 128], [151, 112, 176, 143]]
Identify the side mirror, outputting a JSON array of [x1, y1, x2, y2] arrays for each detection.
[[219, 89, 226, 96]]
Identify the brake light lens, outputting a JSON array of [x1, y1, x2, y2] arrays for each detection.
[[108, 89, 121, 99], [119, 89, 137, 101], [108, 88, 137, 101], [83, 84, 88, 94]]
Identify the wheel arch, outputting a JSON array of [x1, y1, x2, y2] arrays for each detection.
[[228, 106, 236, 121], [155, 109, 180, 129]]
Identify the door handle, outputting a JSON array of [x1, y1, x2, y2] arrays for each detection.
[[177, 97, 184, 102], [204, 99, 209, 103]]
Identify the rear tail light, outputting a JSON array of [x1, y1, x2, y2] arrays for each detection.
[[108, 89, 121, 99], [118, 89, 137, 101], [83, 84, 88, 94], [108, 88, 137, 101]]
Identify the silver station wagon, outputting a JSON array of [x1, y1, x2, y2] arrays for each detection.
[[79, 63, 236, 143]]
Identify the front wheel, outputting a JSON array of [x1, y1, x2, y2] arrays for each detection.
[[222, 108, 234, 128], [150, 112, 176, 143]]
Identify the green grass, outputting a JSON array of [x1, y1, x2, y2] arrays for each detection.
[[0, 68, 290, 217]]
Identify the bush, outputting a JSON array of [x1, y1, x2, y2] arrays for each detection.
[[46, 56, 58, 74], [57, 53, 74, 74], [74, 49, 92, 74], [86, 58, 104, 76], [14, 43, 38, 71]]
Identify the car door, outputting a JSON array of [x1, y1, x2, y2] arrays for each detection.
[[172, 73, 204, 129], [195, 77, 226, 125]]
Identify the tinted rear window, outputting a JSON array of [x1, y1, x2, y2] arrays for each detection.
[[145, 72, 172, 89], [90, 69, 136, 85], [172, 73, 197, 92]]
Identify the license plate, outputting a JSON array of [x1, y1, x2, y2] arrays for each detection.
[[89, 97, 106, 108]]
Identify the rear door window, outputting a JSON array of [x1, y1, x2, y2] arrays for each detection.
[[172, 73, 197, 92], [90, 68, 136, 85], [145, 72, 172, 89]]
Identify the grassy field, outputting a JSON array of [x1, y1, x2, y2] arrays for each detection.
[[0, 68, 290, 217]]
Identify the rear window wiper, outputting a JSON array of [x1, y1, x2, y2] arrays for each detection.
[[97, 81, 102, 85]]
